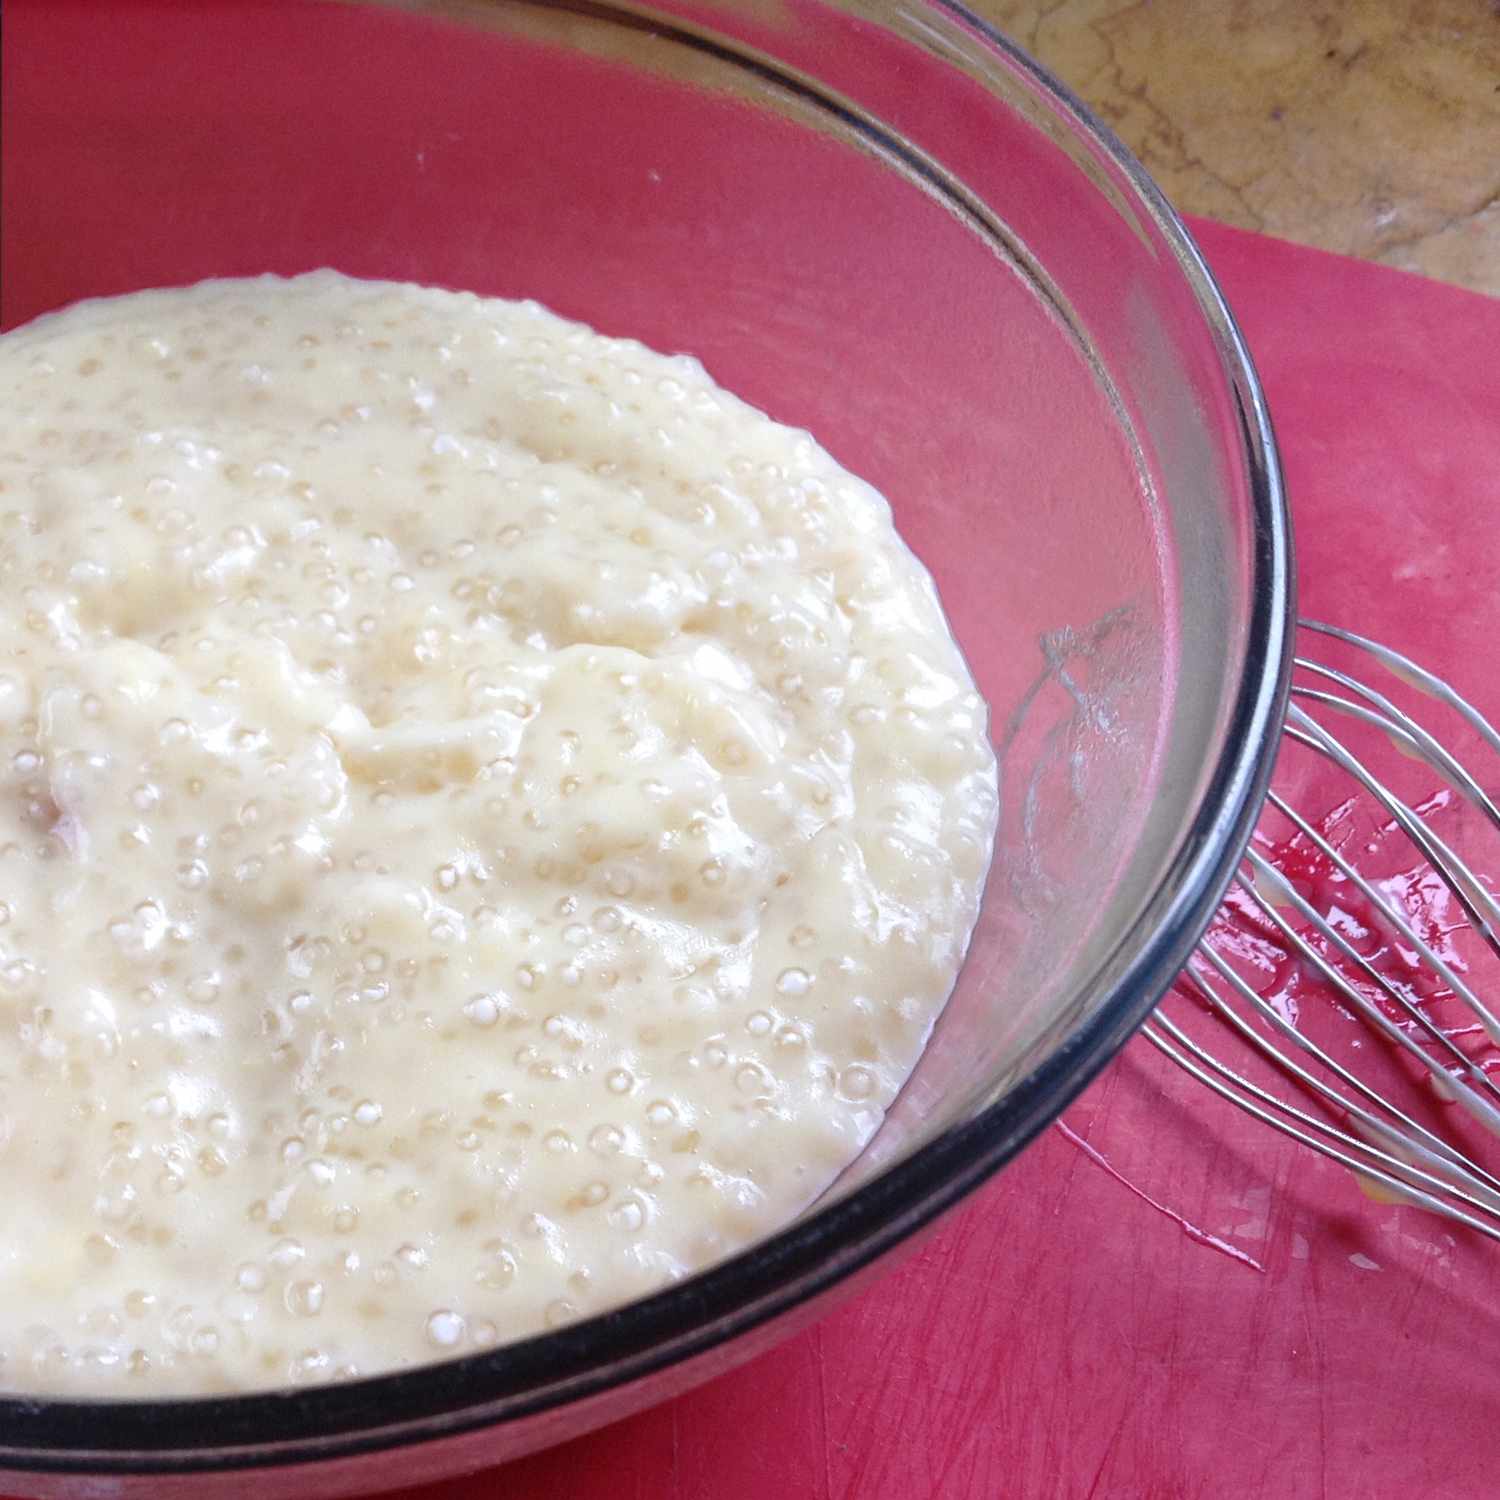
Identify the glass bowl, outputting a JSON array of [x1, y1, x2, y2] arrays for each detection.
[[0, 0, 1291, 1492]]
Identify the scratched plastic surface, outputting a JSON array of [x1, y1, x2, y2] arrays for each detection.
[[1, 225, 1492, 1500], [347, 226, 1498, 1500]]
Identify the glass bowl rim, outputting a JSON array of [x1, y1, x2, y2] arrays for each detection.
[[0, 0, 1294, 1472]]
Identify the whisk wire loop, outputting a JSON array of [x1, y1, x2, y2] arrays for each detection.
[[1150, 619, 1500, 1241]]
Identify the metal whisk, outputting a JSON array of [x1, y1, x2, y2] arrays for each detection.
[[1144, 621, 1500, 1241]]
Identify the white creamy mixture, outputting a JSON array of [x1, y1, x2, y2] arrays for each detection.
[[0, 273, 996, 1394]]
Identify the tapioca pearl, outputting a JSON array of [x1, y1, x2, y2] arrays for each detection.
[[608, 1196, 646, 1233], [0, 959, 36, 991], [699, 1038, 729, 1072], [269, 1238, 305, 1270], [186, 973, 221, 1006], [838, 1066, 878, 1102], [82, 1232, 117, 1267], [186, 1324, 221, 1357], [423, 1309, 466, 1349], [394, 1243, 428, 1271], [121, 1289, 156, 1322], [543, 1013, 585, 1048], [463, 994, 500, 1028], [569, 1180, 610, 1211], [92, 1184, 138, 1225], [475, 1241, 518, 1290], [714, 735, 755, 771], [775, 968, 811, 998], [542, 1299, 576, 1330], [284, 1280, 324, 1318], [735, 1064, 771, 1098], [235, 1262, 267, 1293]]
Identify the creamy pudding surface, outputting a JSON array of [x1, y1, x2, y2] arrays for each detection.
[[0, 273, 997, 1393]]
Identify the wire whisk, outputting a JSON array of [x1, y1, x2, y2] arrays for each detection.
[[1145, 621, 1500, 1242]]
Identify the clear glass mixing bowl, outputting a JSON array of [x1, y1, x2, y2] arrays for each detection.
[[0, 0, 1291, 1492]]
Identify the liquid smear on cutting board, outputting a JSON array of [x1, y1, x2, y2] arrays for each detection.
[[1196, 791, 1497, 1202], [1063, 789, 1496, 1263]]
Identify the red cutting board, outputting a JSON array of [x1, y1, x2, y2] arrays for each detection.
[[363, 228, 1500, 1500]]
